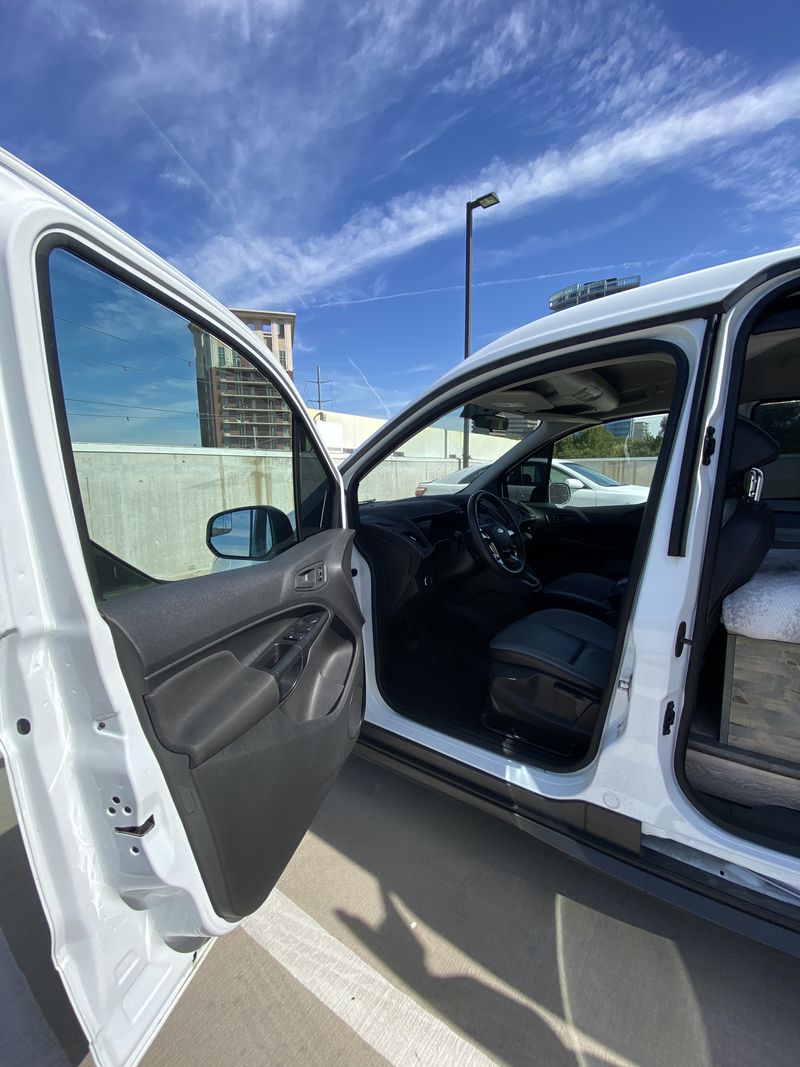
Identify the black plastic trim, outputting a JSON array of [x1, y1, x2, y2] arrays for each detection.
[[720, 255, 800, 312], [668, 315, 720, 556], [358, 724, 800, 956]]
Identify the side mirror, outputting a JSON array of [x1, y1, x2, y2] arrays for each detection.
[[206, 505, 295, 560], [548, 482, 572, 506], [565, 477, 585, 491]]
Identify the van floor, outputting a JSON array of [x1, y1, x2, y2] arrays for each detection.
[[378, 613, 584, 768], [381, 613, 489, 728]]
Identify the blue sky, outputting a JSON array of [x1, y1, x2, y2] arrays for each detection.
[[4, 0, 800, 418]]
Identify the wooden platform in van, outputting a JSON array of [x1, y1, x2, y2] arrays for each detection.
[[721, 633, 800, 764]]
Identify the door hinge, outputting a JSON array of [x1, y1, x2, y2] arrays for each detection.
[[617, 675, 631, 698], [701, 425, 716, 465], [662, 701, 676, 736]]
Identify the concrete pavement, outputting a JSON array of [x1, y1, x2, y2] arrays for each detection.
[[4, 755, 800, 1066]]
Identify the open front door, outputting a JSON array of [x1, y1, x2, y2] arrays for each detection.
[[0, 154, 364, 1067]]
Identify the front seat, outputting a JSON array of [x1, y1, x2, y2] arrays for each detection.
[[488, 417, 778, 747], [539, 416, 778, 619], [488, 608, 615, 747]]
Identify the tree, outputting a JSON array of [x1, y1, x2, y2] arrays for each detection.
[[554, 418, 666, 459], [554, 425, 624, 458]]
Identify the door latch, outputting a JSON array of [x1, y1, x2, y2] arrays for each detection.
[[662, 701, 676, 736], [701, 425, 716, 465], [675, 621, 693, 658]]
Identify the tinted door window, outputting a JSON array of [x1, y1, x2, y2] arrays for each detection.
[[46, 249, 334, 591]]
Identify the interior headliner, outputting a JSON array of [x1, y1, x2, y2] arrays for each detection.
[[470, 353, 677, 424]]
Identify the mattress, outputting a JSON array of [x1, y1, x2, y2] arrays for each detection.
[[722, 549, 800, 643]]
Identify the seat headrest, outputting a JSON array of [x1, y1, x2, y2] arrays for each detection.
[[729, 416, 779, 473]]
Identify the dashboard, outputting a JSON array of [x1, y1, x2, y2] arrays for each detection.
[[357, 497, 472, 616], [356, 494, 589, 620]]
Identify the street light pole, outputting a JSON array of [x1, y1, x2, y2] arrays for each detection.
[[461, 191, 499, 470], [463, 199, 474, 363]]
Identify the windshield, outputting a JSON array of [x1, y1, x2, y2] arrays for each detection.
[[359, 408, 536, 503], [564, 463, 622, 487], [459, 467, 487, 486]]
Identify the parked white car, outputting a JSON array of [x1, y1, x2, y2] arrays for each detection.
[[414, 464, 486, 495], [416, 458, 651, 507], [4, 150, 800, 1067]]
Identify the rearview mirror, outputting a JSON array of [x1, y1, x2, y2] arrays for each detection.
[[548, 482, 571, 506], [206, 505, 295, 560], [472, 414, 509, 433]]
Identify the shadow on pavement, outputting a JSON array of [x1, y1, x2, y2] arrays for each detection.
[[311, 755, 800, 1067]]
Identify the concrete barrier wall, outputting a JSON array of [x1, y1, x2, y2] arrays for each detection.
[[74, 444, 296, 582], [570, 457, 657, 487], [74, 445, 665, 582], [360, 458, 460, 501]]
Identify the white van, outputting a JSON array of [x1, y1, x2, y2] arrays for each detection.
[[3, 149, 800, 1067]]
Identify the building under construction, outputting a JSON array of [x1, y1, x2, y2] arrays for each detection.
[[549, 275, 641, 313], [192, 309, 296, 451]]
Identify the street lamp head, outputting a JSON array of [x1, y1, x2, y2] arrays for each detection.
[[474, 191, 500, 210]]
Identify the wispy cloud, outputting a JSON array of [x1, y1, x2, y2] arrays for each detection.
[[347, 357, 392, 417], [177, 65, 800, 305], [376, 363, 438, 377], [14, 0, 800, 317], [311, 249, 768, 310], [292, 336, 316, 354], [395, 109, 472, 166], [371, 108, 473, 183], [26, 0, 735, 239], [697, 132, 800, 237], [480, 194, 664, 269]]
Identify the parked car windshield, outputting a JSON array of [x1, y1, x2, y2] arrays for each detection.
[[563, 462, 622, 487]]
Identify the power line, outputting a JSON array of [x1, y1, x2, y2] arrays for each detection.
[[65, 396, 201, 416], [54, 315, 197, 367], [61, 350, 196, 383], [67, 411, 200, 422]]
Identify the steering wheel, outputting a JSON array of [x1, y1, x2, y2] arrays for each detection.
[[467, 491, 527, 575]]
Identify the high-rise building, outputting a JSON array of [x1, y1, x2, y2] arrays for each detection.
[[191, 309, 296, 451], [549, 275, 641, 313], [229, 308, 295, 379], [607, 419, 633, 439]]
